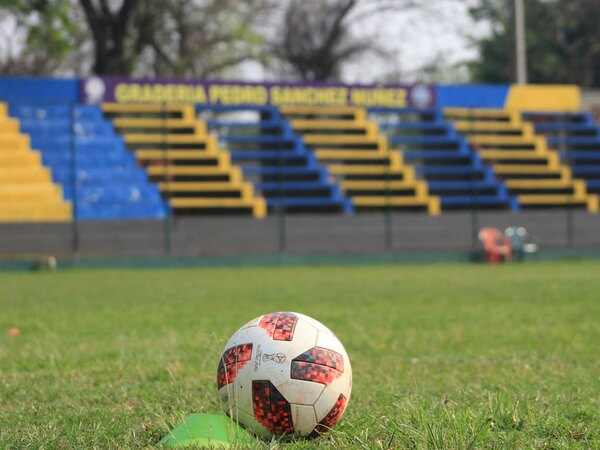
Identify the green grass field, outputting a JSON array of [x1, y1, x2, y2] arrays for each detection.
[[1, 261, 599, 448]]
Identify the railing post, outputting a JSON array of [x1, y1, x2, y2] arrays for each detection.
[[468, 108, 480, 253], [69, 101, 80, 257], [277, 133, 286, 254], [383, 111, 393, 252], [559, 112, 574, 248], [162, 101, 172, 255]]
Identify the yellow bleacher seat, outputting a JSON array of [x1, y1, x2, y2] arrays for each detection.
[[146, 165, 241, 179], [280, 105, 439, 215], [0, 118, 19, 133], [453, 121, 535, 138], [0, 151, 42, 166], [0, 166, 53, 183], [279, 105, 366, 122], [102, 103, 196, 120], [445, 107, 598, 212], [302, 135, 383, 146], [102, 102, 265, 218], [112, 117, 207, 136], [0, 134, 31, 151], [136, 150, 230, 166], [0, 102, 71, 222], [290, 120, 378, 137], [0, 183, 63, 201]]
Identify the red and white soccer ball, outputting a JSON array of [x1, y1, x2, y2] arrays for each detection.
[[217, 311, 352, 439]]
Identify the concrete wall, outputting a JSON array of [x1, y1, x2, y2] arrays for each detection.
[[1, 211, 599, 260]]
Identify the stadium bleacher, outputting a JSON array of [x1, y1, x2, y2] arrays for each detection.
[[278, 105, 441, 215], [4, 78, 600, 223], [522, 111, 600, 196], [369, 107, 518, 211], [197, 104, 352, 213], [444, 107, 599, 213], [0, 102, 72, 221], [102, 103, 266, 218], [8, 101, 166, 220]]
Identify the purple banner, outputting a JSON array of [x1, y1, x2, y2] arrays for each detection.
[[81, 77, 436, 109]]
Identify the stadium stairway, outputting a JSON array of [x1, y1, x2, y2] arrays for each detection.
[[444, 108, 598, 213], [0, 102, 72, 222], [369, 108, 517, 211], [522, 111, 600, 196], [197, 104, 352, 214], [102, 103, 266, 218], [9, 102, 166, 220], [278, 105, 440, 214]]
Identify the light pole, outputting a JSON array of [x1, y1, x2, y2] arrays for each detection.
[[515, 0, 527, 84]]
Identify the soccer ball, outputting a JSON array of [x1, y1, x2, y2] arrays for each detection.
[[217, 312, 352, 438]]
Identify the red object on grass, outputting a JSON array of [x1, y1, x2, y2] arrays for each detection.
[[478, 227, 512, 264]]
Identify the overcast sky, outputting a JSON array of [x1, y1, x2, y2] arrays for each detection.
[[345, 0, 490, 82], [242, 0, 489, 84]]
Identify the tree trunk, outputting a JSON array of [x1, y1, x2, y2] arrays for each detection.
[[79, 0, 140, 75]]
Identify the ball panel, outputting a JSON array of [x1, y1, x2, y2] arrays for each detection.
[[290, 403, 318, 436], [239, 315, 263, 330], [258, 312, 299, 341], [252, 380, 294, 436], [219, 383, 254, 418], [276, 379, 324, 406], [311, 393, 347, 437], [313, 370, 351, 424], [314, 329, 353, 398], [216, 343, 253, 389], [293, 346, 344, 372], [294, 313, 333, 333], [290, 346, 344, 386], [291, 361, 341, 386], [315, 329, 350, 359], [226, 407, 256, 432]]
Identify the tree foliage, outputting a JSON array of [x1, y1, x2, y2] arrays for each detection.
[[1, 0, 274, 77], [0, 0, 78, 75], [79, 0, 274, 77], [3, 0, 599, 85], [132, 0, 274, 78], [468, 0, 600, 87]]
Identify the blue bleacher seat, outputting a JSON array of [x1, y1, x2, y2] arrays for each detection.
[[9, 101, 167, 220], [9, 103, 104, 121], [197, 104, 353, 213], [370, 108, 517, 211], [524, 111, 600, 195], [76, 201, 167, 220], [20, 119, 114, 137]]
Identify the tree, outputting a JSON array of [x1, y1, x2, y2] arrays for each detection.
[[269, 0, 368, 81], [0, 0, 78, 75], [79, 0, 275, 77], [132, 0, 275, 78], [467, 0, 600, 87], [78, 0, 140, 75], [0, 0, 275, 77], [268, 0, 462, 82]]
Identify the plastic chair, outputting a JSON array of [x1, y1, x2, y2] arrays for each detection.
[[504, 226, 539, 261], [478, 227, 512, 264]]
